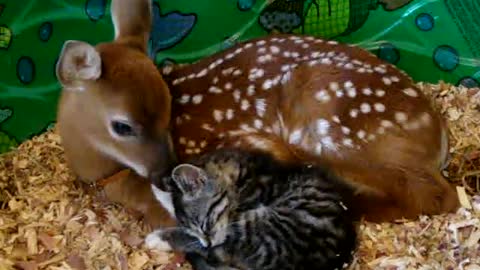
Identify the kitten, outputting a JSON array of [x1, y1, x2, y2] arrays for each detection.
[[146, 148, 358, 270]]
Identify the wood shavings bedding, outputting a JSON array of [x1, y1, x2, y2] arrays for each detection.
[[0, 82, 479, 270]]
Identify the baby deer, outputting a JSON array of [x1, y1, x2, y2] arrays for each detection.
[[55, 0, 458, 226]]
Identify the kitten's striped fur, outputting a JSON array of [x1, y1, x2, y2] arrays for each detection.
[[151, 148, 358, 270]]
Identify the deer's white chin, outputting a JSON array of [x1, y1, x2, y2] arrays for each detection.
[[151, 184, 175, 218]]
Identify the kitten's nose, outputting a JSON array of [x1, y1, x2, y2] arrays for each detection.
[[200, 237, 211, 248]]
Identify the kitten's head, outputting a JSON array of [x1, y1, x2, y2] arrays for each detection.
[[168, 163, 233, 248]]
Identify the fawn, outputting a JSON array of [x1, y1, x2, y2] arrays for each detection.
[[55, 0, 459, 227]]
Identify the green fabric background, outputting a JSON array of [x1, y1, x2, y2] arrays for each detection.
[[0, 0, 478, 153]]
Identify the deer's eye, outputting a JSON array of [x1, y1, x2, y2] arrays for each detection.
[[111, 120, 137, 137]]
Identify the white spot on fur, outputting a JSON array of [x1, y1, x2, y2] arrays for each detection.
[[225, 82, 233, 90], [213, 110, 224, 122], [226, 109, 234, 120], [357, 130, 366, 139], [201, 123, 214, 132], [179, 137, 186, 144], [179, 94, 190, 104], [247, 85, 255, 96], [321, 136, 336, 150], [196, 68, 208, 78], [161, 65, 173, 75], [375, 89, 386, 97], [209, 86, 223, 94], [390, 76, 400, 82], [249, 68, 265, 81], [420, 112, 431, 125], [222, 67, 235, 76], [344, 63, 354, 69], [308, 60, 319, 67], [192, 94, 203, 104], [332, 115, 341, 123], [341, 126, 350, 135], [256, 40, 266, 46], [240, 124, 256, 133], [382, 77, 392, 85], [362, 88, 373, 96], [344, 81, 354, 89], [255, 99, 267, 117], [315, 90, 331, 103], [402, 88, 418, 97], [342, 138, 354, 147], [213, 77, 219, 84], [262, 79, 274, 90], [270, 46, 280, 54], [233, 90, 241, 102], [316, 119, 330, 135], [374, 66, 387, 74], [200, 141, 207, 148], [281, 71, 292, 84], [329, 82, 340, 91], [350, 109, 359, 118], [336, 90, 344, 97], [254, 119, 263, 129], [258, 54, 273, 63], [241, 99, 250, 111], [380, 120, 394, 128], [187, 140, 196, 147], [289, 129, 303, 144], [281, 64, 290, 72], [360, 103, 371, 114], [244, 136, 271, 151], [320, 58, 332, 65], [346, 87, 356, 98], [374, 103, 386, 112], [394, 112, 408, 123], [311, 51, 322, 58], [233, 69, 242, 76]]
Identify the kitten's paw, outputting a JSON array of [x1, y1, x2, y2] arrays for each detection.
[[145, 231, 173, 251]]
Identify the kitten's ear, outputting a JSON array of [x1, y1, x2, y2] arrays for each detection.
[[171, 164, 208, 195]]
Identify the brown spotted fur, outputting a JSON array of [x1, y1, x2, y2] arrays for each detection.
[[56, 0, 458, 227]]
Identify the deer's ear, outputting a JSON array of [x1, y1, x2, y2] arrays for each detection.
[[171, 164, 208, 196], [110, 0, 152, 53], [56, 40, 101, 91]]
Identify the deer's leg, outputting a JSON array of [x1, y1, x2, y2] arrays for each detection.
[[326, 160, 459, 222]]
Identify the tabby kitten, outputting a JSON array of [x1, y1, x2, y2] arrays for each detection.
[[146, 148, 358, 270]]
